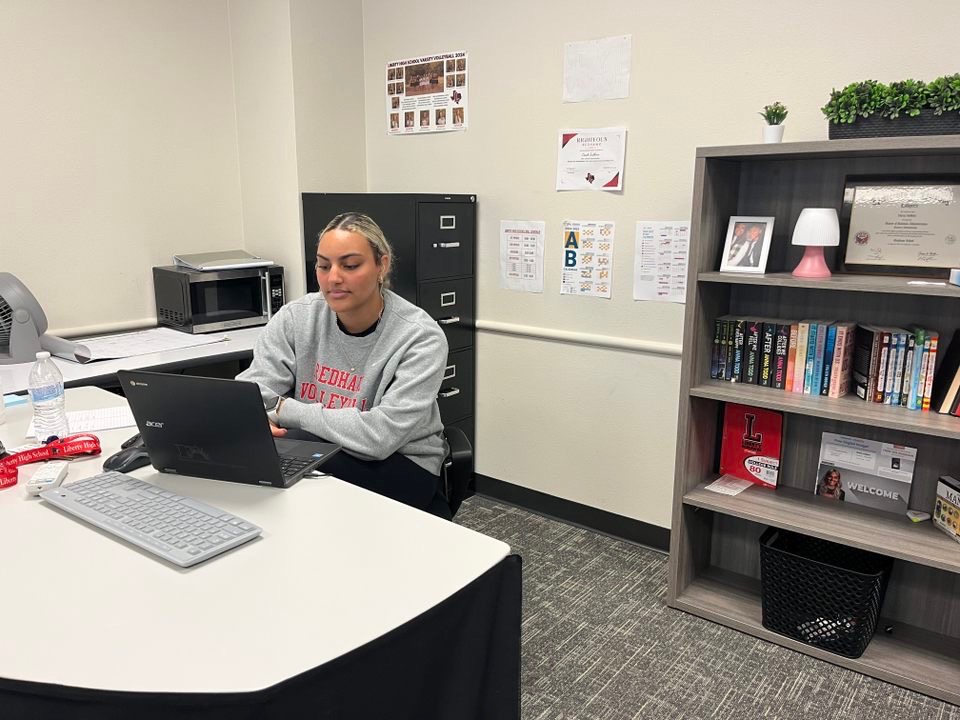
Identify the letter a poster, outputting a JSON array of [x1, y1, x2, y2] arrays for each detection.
[[560, 220, 614, 298]]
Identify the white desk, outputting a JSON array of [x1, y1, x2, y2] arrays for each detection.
[[0, 388, 514, 708], [0, 326, 263, 395]]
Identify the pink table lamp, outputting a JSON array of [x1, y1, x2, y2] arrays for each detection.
[[791, 208, 839, 278]]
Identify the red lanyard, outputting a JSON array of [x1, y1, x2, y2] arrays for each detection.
[[0, 434, 102, 488]]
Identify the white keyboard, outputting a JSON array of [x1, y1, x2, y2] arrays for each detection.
[[41, 471, 262, 567]]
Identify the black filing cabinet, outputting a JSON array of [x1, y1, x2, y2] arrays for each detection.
[[301, 193, 477, 450]]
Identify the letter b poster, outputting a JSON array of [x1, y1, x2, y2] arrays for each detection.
[[560, 220, 614, 298]]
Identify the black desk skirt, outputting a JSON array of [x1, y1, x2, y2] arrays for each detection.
[[2, 555, 522, 720]]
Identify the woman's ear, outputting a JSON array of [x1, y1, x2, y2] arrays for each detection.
[[379, 255, 391, 281]]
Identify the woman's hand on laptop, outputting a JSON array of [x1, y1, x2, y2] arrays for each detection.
[[269, 422, 287, 437]]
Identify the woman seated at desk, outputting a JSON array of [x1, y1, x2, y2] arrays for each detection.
[[237, 212, 451, 518]]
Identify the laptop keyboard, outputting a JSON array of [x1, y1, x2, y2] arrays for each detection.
[[40, 471, 262, 568], [278, 455, 317, 480]]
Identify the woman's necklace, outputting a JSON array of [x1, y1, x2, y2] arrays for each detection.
[[335, 296, 385, 372]]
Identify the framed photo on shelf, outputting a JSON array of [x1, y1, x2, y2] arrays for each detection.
[[839, 175, 960, 277], [719, 216, 775, 274]]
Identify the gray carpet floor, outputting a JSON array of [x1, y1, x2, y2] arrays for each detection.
[[455, 495, 960, 720]]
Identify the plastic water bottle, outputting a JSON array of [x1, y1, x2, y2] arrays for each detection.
[[28, 351, 69, 441]]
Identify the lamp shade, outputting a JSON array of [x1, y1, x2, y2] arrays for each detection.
[[791, 208, 839, 278], [791, 208, 840, 247]]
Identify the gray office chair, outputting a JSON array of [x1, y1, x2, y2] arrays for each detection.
[[441, 426, 473, 517]]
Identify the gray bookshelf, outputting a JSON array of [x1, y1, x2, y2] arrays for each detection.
[[668, 137, 960, 705]]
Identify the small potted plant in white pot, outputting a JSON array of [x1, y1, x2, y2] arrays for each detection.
[[760, 101, 788, 143]]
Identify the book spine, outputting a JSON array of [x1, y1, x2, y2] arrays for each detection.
[[820, 324, 838, 395], [793, 322, 810, 393], [922, 333, 939, 410], [866, 329, 882, 401], [914, 335, 932, 410], [710, 318, 723, 379], [899, 334, 916, 407], [874, 332, 891, 403], [803, 323, 818, 394], [836, 324, 856, 398], [908, 329, 926, 410], [719, 319, 732, 381], [731, 319, 746, 382], [889, 332, 906, 406], [851, 325, 872, 400], [772, 323, 790, 390], [759, 322, 776, 387], [828, 325, 846, 397], [785, 323, 798, 393], [743, 320, 761, 385], [811, 322, 829, 395]]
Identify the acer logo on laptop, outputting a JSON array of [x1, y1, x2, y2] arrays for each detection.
[[145, 420, 164, 428]]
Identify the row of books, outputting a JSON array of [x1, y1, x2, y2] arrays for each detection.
[[710, 316, 945, 410], [710, 316, 856, 398], [854, 325, 938, 410]]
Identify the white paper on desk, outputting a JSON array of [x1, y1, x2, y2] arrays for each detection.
[[26, 406, 136, 438], [634, 221, 690, 303], [563, 35, 631, 103], [71, 327, 228, 361]]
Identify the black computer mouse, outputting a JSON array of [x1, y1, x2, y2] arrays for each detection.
[[103, 446, 153, 473]]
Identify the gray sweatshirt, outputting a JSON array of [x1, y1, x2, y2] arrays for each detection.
[[237, 290, 448, 476]]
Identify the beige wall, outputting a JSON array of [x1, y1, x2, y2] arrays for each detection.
[[1, 0, 244, 335], [1, 0, 367, 322], [4, 0, 957, 528], [359, 0, 960, 527]]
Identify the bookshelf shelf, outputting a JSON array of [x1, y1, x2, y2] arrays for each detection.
[[674, 574, 960, 706], [684, 482, 960, 573], [689, 382, 960, 441], [669, 137, 960, 705], [699, 271, 960, 298]]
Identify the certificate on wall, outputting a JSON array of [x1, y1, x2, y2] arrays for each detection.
[[560, 220, 614, 298], [500, 220, 545, 293], [385, 50, 468, 135], [555, 128, 626, 191], [841, 180, 960, 275]]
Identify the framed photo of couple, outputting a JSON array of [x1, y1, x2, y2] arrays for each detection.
[[719, 216, 775, 274]]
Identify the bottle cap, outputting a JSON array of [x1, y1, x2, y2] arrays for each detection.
[[35, 351, 51, 360]]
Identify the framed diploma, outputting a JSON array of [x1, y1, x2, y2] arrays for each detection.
[[839, 176, 960, 277]]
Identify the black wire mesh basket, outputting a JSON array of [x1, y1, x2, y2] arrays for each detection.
[[759, 527, 892, 659]]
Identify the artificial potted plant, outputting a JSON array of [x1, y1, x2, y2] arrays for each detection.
[[822, 74, 960, 139], [760, 102, 788, 143]]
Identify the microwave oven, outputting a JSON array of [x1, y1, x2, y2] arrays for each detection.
[[153, 265, 285, 334]]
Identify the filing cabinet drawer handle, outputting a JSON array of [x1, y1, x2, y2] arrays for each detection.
[[440, 291, 456, 306], [439, 215, 457, 230], [437, 316, 460, 325], [439, 387, 461, 398], [435, 242, 461, 249], [443, 364, 457, 380]]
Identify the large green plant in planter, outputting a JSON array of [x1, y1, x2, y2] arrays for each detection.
[[882, 79, 928, 119], [822, 74, 960, 139], [927, 73, 960, 115], [822, 80, 887, 125]]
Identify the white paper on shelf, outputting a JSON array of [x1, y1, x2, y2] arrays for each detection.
[[71, 327, 228, 362], [704, 475, 754, 496]]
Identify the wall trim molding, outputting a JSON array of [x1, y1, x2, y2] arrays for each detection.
[[476, 319, 682, 356], [474, 475, 670, 553]]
